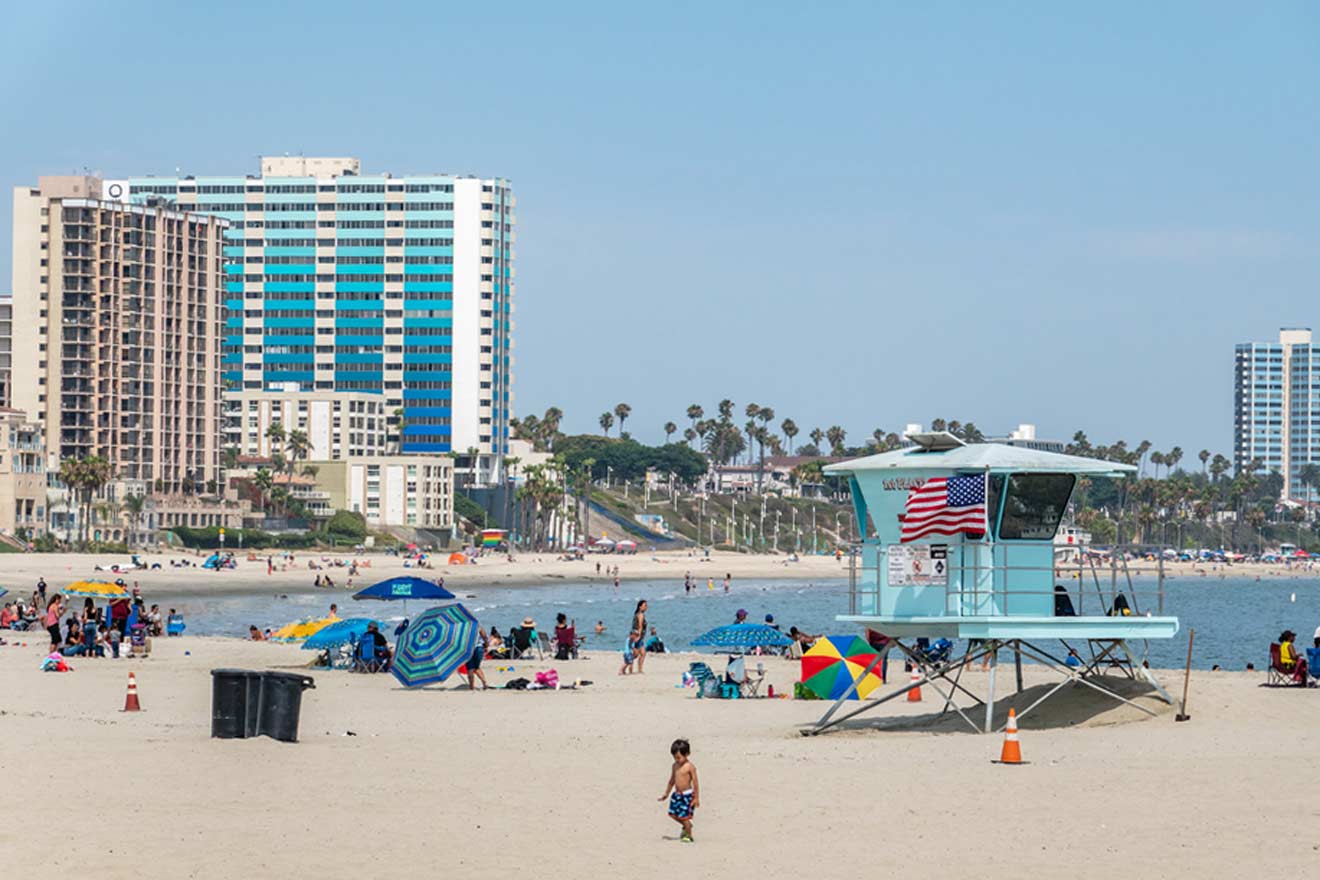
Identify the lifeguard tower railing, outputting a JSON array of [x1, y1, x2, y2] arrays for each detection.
[[846, 543, 1166, 619]]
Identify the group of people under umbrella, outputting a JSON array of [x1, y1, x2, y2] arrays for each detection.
[[274, 576, 483, 689]]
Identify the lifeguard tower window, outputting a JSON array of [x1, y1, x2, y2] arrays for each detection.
[[998, 473, 1075, 540]]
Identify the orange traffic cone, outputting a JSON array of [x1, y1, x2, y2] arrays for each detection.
[[122, 672, 142, 712], [995, 708, 1025, 764], [906, 668, 922, 702]]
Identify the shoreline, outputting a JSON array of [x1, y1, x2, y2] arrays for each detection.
[[0, 552, 1317, 599]]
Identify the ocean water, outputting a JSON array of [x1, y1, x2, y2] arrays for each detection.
[[145, 573, 1320, 671]]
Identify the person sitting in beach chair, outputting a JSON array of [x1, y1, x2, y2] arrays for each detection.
[[510, 618, 540, 660], [166, 611, 185, 637], [553, 613, 581, 660], [1108, 593, 1133, 616], [1269, 631, 1309, 687], [128, 623, 151, 657], [353, 624, 391, 673]]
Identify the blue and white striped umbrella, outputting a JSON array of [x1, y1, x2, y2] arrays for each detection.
[[391, 604, 479, 688]]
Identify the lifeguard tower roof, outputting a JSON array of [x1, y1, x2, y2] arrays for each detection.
[[824, 433, 1136, 478], [808, 436, 1178, 735]]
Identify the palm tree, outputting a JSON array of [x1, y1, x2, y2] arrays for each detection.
[[253, 467, 275, 514], [809, 427, 824, 450], [930, 418, 947, 432], [265, 419, 286, 461], [1298, 463, 1320, 508], [222, 446, 241, 471], [825, 425, 846, 456], [1198, 449, 1211, 476], [663, 421, 677, 444], [122, 493, 147, 549], [717, 399, 734, 420], [541, 407, 564, 451], [961, 422, 984, 442], [1166, 447, 1183, 475], [686, 404, 704, 435], [300, 464, 320, 481], [683, 427, 697, 445], [1210, 454, 1231, 483], [781, 419, 798, 454], [1135, 440, 1152, 477], [599, 412, 614, 436], [613, 403, 631, 435], [286, 429, 311, 489], [1150, 451, 1165, 480]]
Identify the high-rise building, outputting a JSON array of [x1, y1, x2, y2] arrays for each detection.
[[1233, 327, 1318, 498], [9, 176, 227, 493], [105, 156, 515, 482]]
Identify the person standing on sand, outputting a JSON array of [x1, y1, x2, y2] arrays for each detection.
[[631, 600, 649, 673], [466, 627, 489, 690], [36, 577, 46, 603], [659, 738, 699, 842], [44, 594, 64, 650]]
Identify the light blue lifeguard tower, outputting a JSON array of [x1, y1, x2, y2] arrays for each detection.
[[809, 432, 1179, 735]]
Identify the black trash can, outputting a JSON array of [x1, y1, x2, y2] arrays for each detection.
[[257, 671, 316, 742], [211, 669, 264, 739]]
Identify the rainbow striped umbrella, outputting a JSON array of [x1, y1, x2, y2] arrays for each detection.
[[392, 603, 478, 688], [801, 635, 883, 700]]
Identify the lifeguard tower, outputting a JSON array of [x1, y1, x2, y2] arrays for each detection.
[[809, 432, 1179, 735]]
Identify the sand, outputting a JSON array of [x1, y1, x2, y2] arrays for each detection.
[[1, 633, 1317, 876], [0, 548, 851, 596]]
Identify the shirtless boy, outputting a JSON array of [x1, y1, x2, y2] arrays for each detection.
[[659, 738, 700, 842]]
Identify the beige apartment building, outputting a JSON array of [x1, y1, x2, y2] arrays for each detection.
[[0, 298, 11, 407], [0, 408, 47, 538], [310, 455, 453, 529], [226, 390, 389, 460], [9, 176, 227, 494]]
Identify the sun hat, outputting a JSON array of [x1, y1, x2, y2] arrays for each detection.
[[522, 616, 535, 627], [735, 609, 747, 619]]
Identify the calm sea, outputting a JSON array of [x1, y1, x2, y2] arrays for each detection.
[[141, 572, 1320, 671]]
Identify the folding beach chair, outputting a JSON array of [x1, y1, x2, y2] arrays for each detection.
[[740, 661, 767, 698], [1266, 643, 1300, 687], [554, 626, 581, 660], [689, 662, 721, 699], [537, 631, 554, 658], [1308, 648, 1320, 684], [352, 637, 385, 673], [510, 627, 540, 660]]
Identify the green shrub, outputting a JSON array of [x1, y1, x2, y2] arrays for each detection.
[[325, 509, 367, 540]]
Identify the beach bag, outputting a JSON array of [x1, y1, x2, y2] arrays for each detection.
[[535, 670, 559, 689]]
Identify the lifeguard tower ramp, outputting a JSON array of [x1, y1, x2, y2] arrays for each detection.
[[808, 433, 1179, 735]]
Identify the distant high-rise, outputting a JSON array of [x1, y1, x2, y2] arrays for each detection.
[[106, 157, 515, 483], [1233, 327, 1318, 498], [9, 176, 227, 493]]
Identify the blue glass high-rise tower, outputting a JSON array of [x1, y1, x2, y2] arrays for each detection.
[[1233, 327, 1317, 499], [107, 156, 514, 480]]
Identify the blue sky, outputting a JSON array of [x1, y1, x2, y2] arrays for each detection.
[[2, 2, 1316, 456]]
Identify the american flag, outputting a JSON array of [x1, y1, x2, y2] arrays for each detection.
[[900, 474, 987, 543]]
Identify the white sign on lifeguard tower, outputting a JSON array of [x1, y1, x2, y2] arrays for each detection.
[[887, 544, 948, 586]]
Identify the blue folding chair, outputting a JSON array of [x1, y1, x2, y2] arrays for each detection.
[[352, 637, 384, 673], [1308, 647, 1320, 683]]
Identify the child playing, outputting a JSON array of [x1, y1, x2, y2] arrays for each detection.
[[620, 630, 638, 675], [659, 738, 699, 842]]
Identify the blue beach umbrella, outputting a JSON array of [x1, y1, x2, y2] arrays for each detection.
[[391, 603, 479, 689], [353, 576, 455, 603], [691, 624, 793, 651], [302, 618, 379, 651]]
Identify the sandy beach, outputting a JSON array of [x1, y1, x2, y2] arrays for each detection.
[[1, 632, 1317, 876]]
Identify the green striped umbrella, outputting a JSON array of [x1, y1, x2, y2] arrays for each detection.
[[391, 603, 478, 688]]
